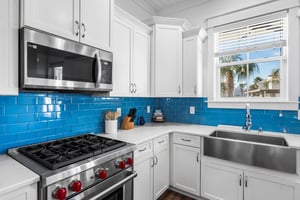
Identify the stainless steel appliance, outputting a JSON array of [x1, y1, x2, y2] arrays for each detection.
[[9, 134, 137, 200], [20, 28, 113, 92]]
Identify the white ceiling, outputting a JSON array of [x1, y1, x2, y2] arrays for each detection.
[[132, 0, 210, 16]]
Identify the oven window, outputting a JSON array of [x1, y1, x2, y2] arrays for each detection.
[[27, 42, 96, 83], [101, 187, 123, 200]]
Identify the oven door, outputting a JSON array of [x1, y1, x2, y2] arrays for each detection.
[[69, 171, 137, 200]]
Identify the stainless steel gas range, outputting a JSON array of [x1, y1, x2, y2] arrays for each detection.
[[8, 134, 137, 200]]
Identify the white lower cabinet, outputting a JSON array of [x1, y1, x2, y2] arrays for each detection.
[[134, 141, 153, 200], [153, 135, 169, 199], [244, 170, 297, 200], [134, 135, 169, 200], [171, 133, 201, 196], [0, 183, 37, 200], [201, 160, 243, 200], [201, 159, 300, 200]]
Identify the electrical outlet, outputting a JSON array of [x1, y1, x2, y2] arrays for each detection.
[[298, 110, 300, 120], [190, 106, 195, 115], [147, 106, 151, 113], [117, 107, 121, 115]]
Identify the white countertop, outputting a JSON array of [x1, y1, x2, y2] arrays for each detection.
[[100, 122, 300, 149], [0, 154, 39, 195]]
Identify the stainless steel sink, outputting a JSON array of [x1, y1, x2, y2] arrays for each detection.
[[204, 130, 296, 174]]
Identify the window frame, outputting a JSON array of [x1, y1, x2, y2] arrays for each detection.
[[205, 7, 299, 110]]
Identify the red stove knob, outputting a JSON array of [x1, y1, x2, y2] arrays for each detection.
[[126, 157, 133, 166], [119, 161, 126, 170], [70, 180, 82, 192], [54, 187, 67, 200], [98, 169, 107, 179]]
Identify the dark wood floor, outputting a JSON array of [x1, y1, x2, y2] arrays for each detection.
[[158, 189, 196, 200]]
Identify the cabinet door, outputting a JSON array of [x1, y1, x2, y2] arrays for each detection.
[[244, 171, 297, 200], [182, 36, 202, 97], [172, 144, 200, 196], [153, 25, 182, 97], [80, 0, 113, 51], [153, 142, 169, 199], [0, 0, 18, 95], [132, 29, 150, 96], [22, 0, 79, 41], [134, 157, 153, 200], [0, 183, 37, 200], [201, 160, 243, 200], [111, 18, 132, 96]]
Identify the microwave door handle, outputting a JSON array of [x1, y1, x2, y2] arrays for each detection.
[[95, 52, 102, 88]]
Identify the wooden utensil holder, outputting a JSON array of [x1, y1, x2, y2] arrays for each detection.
[[121, 116, 134, 130]]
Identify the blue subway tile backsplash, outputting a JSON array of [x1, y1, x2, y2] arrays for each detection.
[[0, 92, 299, 154], [0, 92, 156, 153]]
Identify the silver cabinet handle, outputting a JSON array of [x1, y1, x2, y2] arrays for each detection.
[[239, 175, 242, 186], [178, 85, 181, 94], [138, 147, 147, 152], [181, 138, 191, 142], [133, 83, 137, 93], [130, 83, 134, 93], [158, 140, 165, 144], [81, 23, 86, 38], [75, 20, 80, 36], [194, 85, 197, 95], [196, 152, 200, 162], [154, 155, 158, 166], [151, 157, 155, 167], [245, 176, 248, 187]]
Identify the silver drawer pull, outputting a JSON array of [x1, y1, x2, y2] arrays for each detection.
[[158, 140, 165, 144], [138, 147, 147, 152], [181, 138, 191, 142]]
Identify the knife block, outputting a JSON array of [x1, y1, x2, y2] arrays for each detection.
[[121, 116, 134, 130]]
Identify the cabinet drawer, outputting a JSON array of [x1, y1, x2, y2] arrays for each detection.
[[154, 135, 169, 153], [173, 133, 200, 148], [135, 141, 153, 160]]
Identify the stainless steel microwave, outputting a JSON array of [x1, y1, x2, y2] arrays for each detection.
[[20, 28, 113, 92]]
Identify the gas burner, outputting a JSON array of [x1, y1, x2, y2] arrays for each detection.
[[18, 134, 126, 170]]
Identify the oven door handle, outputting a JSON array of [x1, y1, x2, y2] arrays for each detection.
[[95, 52, 102, 88], [89, 171, 137, 200]]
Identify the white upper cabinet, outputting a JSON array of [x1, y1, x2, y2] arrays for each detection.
[[112, 18, 132, 96], [21, 0, 113, 51], [132, 30, 150, 96], [111, 6, 151, 97], [0, 0, 18, 95], [151, 24, 183, 97], [21, 0, 80, 41], [80, 0, 113, 50], [182, 29, 203, 97]]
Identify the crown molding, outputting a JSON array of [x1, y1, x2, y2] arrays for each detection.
[[144, 16, 192, 30]]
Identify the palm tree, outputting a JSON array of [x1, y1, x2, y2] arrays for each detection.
[[249, 76, 263, 90], [220, 55, 259, 97]]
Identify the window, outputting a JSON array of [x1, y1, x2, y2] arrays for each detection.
[[214, 15, 287, 100]]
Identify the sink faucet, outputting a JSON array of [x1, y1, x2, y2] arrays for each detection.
[[243, 103, 252, 131]]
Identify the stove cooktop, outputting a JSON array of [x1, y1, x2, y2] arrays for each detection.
[[18, 134, 126, 170]]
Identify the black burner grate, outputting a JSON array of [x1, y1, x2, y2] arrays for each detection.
[[18, 134, 126, 170]]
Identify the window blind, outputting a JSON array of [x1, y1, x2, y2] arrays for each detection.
[[215, 17, 287, 57]]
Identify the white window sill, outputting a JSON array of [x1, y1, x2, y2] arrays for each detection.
[[207, 100, 299, 110]]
